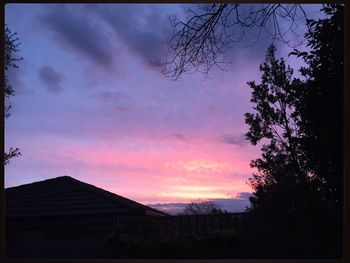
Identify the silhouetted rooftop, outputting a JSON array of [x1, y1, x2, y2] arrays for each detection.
[[5, 176, 167, 218]]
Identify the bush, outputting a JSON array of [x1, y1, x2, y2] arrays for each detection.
[[103, 229, 239, 258]]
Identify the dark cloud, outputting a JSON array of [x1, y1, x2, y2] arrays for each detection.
[[210, 197, 250, 212], [38, 66, 64, 93], [39, 5, 113, 69], [236, 192, 252, 199], [173, 133, 187, 140], [219, 133, 247, 146], [96, 91, 126, 101], [95, 91, 133, 113], [92, 5, 171, 64], [148, 203, 186, 215]]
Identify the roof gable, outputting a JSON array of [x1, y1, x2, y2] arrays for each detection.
[[5, 176, 167, 217]]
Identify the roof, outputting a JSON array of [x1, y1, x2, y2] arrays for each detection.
[[5, 176, 167, 218]]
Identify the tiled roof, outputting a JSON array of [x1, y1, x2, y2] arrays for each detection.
[[5, 176, 167, 218]]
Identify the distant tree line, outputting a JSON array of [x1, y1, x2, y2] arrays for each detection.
[[181, 200, 225, 215]]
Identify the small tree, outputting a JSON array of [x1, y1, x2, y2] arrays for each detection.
[[4, 25, 22, 165], [182, 200, 223, 215]]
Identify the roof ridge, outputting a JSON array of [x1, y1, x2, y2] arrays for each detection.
[[6, 176, 167, 216], [6, 187, 81, 207], [5, 176, 81, 207], [5, 175, 74, 190], [60, 177, 167, 216], [71, 178, 149, 210]]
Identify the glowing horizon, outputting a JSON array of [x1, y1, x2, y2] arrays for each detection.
[[4, 4, 317, 212]]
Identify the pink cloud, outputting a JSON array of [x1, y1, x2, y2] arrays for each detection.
[[6, 131, 257, 205]]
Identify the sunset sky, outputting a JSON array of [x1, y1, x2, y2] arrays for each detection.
[[4, 4, 322, 213]]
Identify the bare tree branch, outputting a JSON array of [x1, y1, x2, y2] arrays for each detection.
[[161, 4, 308, 80]]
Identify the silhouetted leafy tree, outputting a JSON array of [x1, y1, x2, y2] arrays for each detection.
[[4, 25, 22, 165], [244, 45, 318, 234], [245, 4, 343, 257], [293, 5, 343, 255], [294, 4, 343, 216]]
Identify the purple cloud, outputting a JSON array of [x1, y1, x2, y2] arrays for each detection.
[[94, 91, 133, 113], [173, 133, 187, 141], [235, 192, 252, 199], [39, 5, 114, 69], [92, 5, 172, 64], [38, 66, 64, 93], [218, 134, 247, 146], [96, 91, 126, 101]]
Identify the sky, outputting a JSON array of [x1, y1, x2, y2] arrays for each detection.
[[4, 4, 323, 213]]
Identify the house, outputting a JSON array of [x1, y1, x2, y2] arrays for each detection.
[[5, 176, 167, 258]]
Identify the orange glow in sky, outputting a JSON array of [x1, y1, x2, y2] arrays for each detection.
[[4, 4, 268, 211], [5, 131, 258, 206]]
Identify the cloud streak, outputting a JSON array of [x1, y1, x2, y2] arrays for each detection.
[[218, 133, 247, 146], [38, 66, 64, 93], [94, 91, 133, 112], [91, 4, 173, 65], [39, 5, 114, 69]]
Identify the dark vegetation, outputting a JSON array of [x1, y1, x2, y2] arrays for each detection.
[[181, 200, 225, 215], [4, 25, 22, 165], [245, 5, 343, 258], [103, 213, 248, 259], [102, 211, 335, 259], [104, 229, 238, 259]]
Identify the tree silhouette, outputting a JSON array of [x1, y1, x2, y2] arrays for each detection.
[[162, 4, 309, 80], [295, 4, 343, 216], [293, 5, 344, 255], [244, 45, 316, 235], [182, 200, 223, 215], [4, 25, 22, 165], [244, 4, 343, 257]]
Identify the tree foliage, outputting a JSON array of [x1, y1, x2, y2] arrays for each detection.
[[163, 4, 308, 80], [295, 4, 344, 213], [244, 45, 318, 229], [182, 200, 223, 215], [244, 4, 343, 256], [4, 25, 22, 165]]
